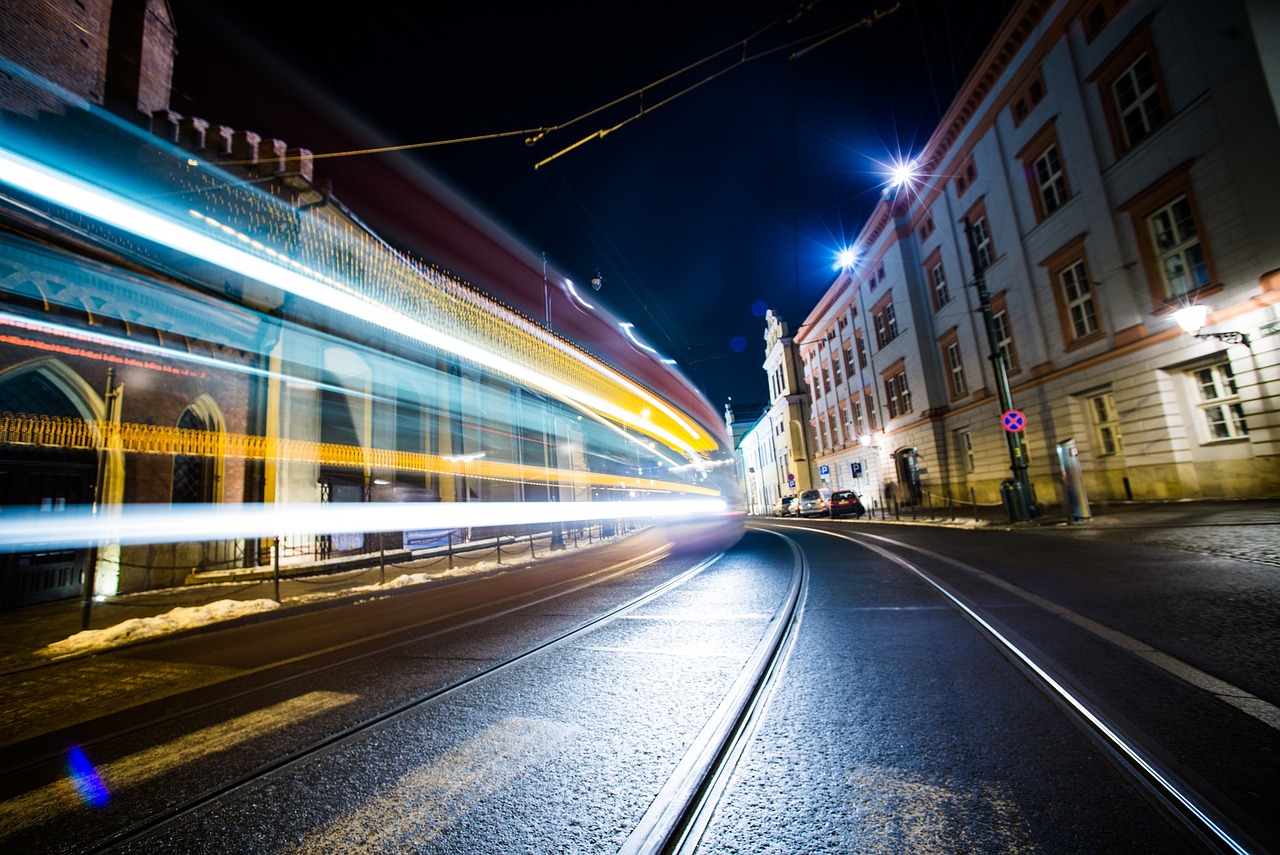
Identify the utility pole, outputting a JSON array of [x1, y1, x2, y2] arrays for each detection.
[[963, 217, 1037, 522]]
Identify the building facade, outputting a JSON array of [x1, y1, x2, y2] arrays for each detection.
[[792, 0, 1279, 514], [757, 310, 816, 506]]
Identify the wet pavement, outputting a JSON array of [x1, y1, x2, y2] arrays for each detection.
[[2, 499, 1276, 670]]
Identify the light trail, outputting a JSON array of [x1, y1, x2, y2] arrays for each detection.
[[0, 499, 734, 551], [0, 144, 716, 458], [0, 413, 720, 495]]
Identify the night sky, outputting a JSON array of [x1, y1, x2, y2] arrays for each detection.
[[167, 0, 1015, 417]]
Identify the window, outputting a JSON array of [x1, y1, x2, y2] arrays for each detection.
[[972, 216, 993, 269], [963, 200, 994, 271], [1148, 196, 1209, 297], [855, 330, 867, 369], [960, 430, 975, 473], [1088, 393, 1123, 455], [1113, 53, 1164, 149], [991, 294, 1020, 373], [863, 386, 878, 429], [1037, 146, 1069, 213], [932, 263, 950, 307], [939, 329, 967, 400], [1060, 261, 1099, 339], [1091, 23, 1169, 157], [919, 214, 936, 243], [1192, 362, 1248, 440], [1010, 68, 1047, 127], [947, 342, 967, 398], [853, 397, 866, 435], [173, 404, 217, 504], [831, 353, 842, 387], [1042, 236, 1104, 347], [844, 344, 856, 379], [1018, 120, 1071, 222], [883, 363, 912, 419], [1123, 165, 1217, 306], [872, 297, 898, 348], [923, 247, 949, 311], [1082, 0, 1127, 42], [822, 363, 832, 395], [955, 155, 978, 195]]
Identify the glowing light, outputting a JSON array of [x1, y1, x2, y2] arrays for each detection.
[[834, 246, 859, 271], [1173, 305, 1210, 334], [0, 499, 733, 551], [619, 322, 677, 365], [564, 278, 595, 310], [884, 155, 920, 191], [67, 747, 109, 808]]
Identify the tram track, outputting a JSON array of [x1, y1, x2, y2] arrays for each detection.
[[20, 532, 806, 855], [777, 521, 1263, 855]]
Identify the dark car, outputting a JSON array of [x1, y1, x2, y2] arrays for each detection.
[[772, 495, 797, 517], [828, 490, 865, 519]]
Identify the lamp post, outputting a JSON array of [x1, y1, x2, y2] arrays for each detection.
[[963, 216, 1037, 522]]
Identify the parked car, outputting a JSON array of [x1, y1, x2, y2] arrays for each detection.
[[796, 488, 830, 518], [772, 495, 797, 517], [828, 489, 865, 519]]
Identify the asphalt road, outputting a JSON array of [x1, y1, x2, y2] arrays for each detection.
[[4, 517, 1276, 853]]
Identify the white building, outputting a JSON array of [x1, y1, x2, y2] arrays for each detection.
[[752, 310, 817, 509], [793, 0, 1280, 514]]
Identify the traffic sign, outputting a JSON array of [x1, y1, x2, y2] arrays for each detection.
[[819, 464, 830, 475], [1002, 409, 1026, 432]]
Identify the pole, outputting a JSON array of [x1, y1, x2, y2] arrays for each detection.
[[82, 367, 116, 631], [963, 217, 1037, 521]]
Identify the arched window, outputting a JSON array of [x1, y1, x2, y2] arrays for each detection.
[[172, 397, 222, 504]]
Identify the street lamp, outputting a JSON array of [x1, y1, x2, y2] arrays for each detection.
[[1173, 305, 1251, 348]]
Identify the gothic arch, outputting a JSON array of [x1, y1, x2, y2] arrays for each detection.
[[172, 394, 226, 504], [0, 357, 106, 607]]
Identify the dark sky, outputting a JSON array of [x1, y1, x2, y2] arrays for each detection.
[[168, 0, 1015, 417]]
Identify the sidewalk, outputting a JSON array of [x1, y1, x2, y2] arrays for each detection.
[[2, 499, 1276, 671], [0, 525, 627, 672]]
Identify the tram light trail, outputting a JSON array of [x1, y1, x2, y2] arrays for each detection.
[[0, 413, 720, 496], [0, 499, 733, 552], [0, 143, 716, 459]]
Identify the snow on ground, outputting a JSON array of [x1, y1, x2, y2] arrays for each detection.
[[38, 542, 584, 660]]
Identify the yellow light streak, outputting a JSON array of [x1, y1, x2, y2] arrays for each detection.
[[0, 414, 720, 497]]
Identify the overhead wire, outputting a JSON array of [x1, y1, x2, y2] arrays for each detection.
[[228, 2, 905, 171]]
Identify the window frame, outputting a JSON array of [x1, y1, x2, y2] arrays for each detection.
[[961, 198, 995, 272], [1017, 119, 1070, 223], [1190, 361, 1249, 442], [1010, 67, 1047, 127], [923, 247, 950, 311], [1041, 235, 1105, 348], [871, 293, 898, 349], [990, 292, 1020, 375], [939, 328, 968, 400], [1089, 19, 1170, 158], [1087, 392, 1123, 456], [1121, 163, 1219, 309], [881, 359, 912, 420]]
